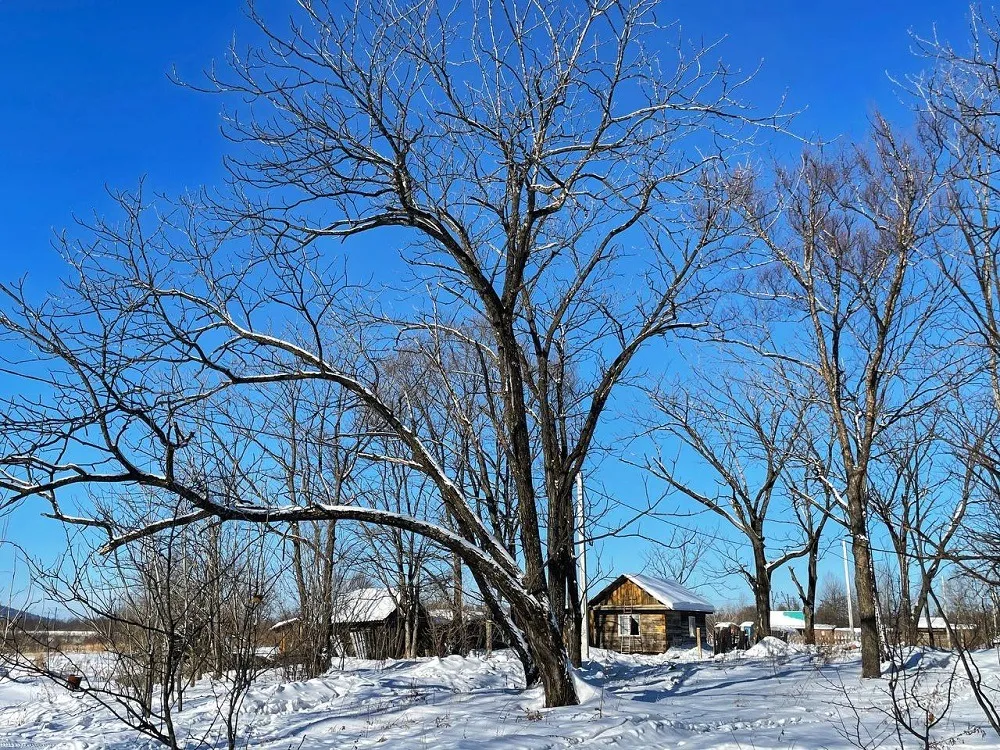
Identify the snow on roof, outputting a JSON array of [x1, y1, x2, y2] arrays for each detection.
[[427, 604, 503, 622], [269, 589, 404, 629], [770, 611, 806, 632], [333, 587, 399, 624], [622, 573, 715, 613], [917, 616, 974, 631]]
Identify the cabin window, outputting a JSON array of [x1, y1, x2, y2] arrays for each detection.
[[688, 615, 696, 637], [618, 613, 640, 637]]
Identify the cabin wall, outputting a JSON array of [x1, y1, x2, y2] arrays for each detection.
[[591, 610, 665, 653], [665, 611, 707, 649]]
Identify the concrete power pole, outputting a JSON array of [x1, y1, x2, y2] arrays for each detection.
[[576, 472, 590, 661], [842, 538, 854, 632]]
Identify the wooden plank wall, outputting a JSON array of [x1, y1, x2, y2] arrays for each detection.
[[596, 579, 659, 607], [592, 611, 667, 653]]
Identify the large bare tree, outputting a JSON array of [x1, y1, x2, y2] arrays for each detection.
[[730, 119, 950, 677], [0, 0, 775, 706]]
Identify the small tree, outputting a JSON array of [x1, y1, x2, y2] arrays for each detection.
[[2, 507, 274, 750], [646, 367, 815, 641]]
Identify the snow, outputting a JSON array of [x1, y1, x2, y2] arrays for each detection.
[[622, 573, 715, 613], [770, 610, 806, 631], [744, 635, 805, 658], [3, 646, 1000, 748], [917, 615, 975, 631], [332, 587, 399, 624]]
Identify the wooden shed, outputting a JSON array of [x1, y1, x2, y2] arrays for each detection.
[[588, 573, 714, 654], [269, 587, 432, 661]]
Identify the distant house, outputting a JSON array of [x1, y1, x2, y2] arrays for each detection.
[[740, 609, 851, 645], [588, 573, 714, 654], [915, 616, 978, 649], [270, 587, 431, 661]]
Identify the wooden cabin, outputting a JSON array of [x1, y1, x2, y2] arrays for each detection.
[[588, 573, 714, 654]]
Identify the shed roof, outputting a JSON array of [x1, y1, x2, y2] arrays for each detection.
[[590, 573, 715, 613], [268, 588, 405, 630], [770, 610, 806, 632], [333, 587, 399, 624], [917, 615, 974, 631]]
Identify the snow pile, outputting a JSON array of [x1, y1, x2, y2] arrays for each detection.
[[665, 645, 711, 663], [745, 636, 796, 658]]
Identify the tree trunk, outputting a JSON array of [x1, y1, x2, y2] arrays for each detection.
[[321, 521, 337, 674], [565, 532, 582, 667], [802, 600, 815, 645], [547, 481, 577, 663], [897, 555, 915, 646], [452, 550, 465, 655], [521, 611, 578, 708], [847, 476, 881, 678], [803, 543, 819, 646], [752, 544, 772, 642]]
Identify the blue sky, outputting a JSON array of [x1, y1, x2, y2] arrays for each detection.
[[0, 0, 976, 608]]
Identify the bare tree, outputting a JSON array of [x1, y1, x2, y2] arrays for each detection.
[[914, 9, 1000, 646], [869, 413, 971, 647], [787, 469, 834, 645], [268, 381, 366, 678], [2, 507, 274, 750], [730, 119, 949, 676], [642, 527, 710, 588], [646, 368, 813, 640], [0, 0, 778, 706]]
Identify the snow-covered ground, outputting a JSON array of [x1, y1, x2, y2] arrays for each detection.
[[0, 640, 998, 748]]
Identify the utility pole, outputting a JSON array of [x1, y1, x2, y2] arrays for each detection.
[[576, 472, 589, 661], [842, 538, 854, 632]]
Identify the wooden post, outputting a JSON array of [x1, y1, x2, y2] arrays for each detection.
[[696, 627, 702, 658]]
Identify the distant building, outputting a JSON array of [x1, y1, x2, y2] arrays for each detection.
[[726, 612, 841, 647], [769, 610, 807, 634], [588, 573, 714, 654], [270, 587, 431, 660], [914, 616, 977, 649], [425, 604, 509, 655]]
